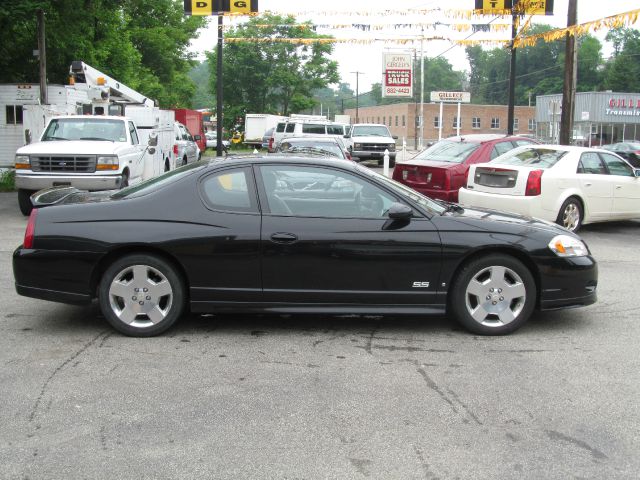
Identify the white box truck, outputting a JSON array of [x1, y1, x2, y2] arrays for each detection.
[[243, 114, 288, 148]]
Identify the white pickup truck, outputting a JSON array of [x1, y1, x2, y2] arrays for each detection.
[[15, 115, 158, 215], [343, 123, 398, 167]]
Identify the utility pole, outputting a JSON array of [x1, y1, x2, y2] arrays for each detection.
[[216, 12, 224, 157], [414, 50, 418, 148], [559, 0, 578, 145], [507, 0, 519, 136], [37, 9, 47, 105], [419, 28, 425, 149], [351, 71, 363, 123]]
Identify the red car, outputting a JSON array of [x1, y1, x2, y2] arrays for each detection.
[[392, 134, 539, 202]]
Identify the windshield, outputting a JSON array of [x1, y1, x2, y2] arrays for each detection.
[[491, 147, 567, 169], [42, 118, 127, 142], [351, 125, 391, 137], [280, 142, 344, 158], [355, 164, 446, 214], [111, 161, 204, 199], [414, 141, 480, 163]]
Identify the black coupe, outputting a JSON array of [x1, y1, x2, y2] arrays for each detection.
[[13, 156, 597, 337]]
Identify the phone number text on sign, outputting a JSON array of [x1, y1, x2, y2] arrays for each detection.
[[384, 87, 411, 95]]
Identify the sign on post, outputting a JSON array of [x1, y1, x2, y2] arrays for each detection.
[[382, 53, 412, 98], [430, 91, 471, 103], [474, 0, 554, 15], [184, 0, 258, 16]]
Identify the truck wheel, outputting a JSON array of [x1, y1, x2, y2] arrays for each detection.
[[120, 170, 129, 189], [164, 159, 170, 172], [18, 189, 34, 216], [182, 156, 188, 166]]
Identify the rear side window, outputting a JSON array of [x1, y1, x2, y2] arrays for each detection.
[[414, 141, 480, 164], [302, 123, 326, 134], [200, 167, 258, 213], [577, 152, 606, 174], [326, 124, 345, 135], [600, 153, 634, 177], [276, 123, 286, 133], [492, 148, 567, 169], [285, 123, 296, 133]]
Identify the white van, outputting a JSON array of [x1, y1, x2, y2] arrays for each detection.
[[271, 121, 349, 150]]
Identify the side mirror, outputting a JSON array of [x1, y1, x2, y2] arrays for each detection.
[[634, 169, 640, 178], [148, 147, 156, 155], [387, 202, 413, 220], [343, 134, 350, 139], [148, 134, 158, 147], [392, 135, 398, 140], [194, 135, 201, 141]]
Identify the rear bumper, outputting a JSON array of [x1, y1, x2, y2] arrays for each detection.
[[458, 188, 554, 221], [15, 283, 92, 305], [16, 173, 124, 191]]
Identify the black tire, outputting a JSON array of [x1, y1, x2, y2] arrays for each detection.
[[164, 159, 171, 172], [120, 170, 129, 189], [98, 254, 185, 337], [182, 156, 188, 166], [18, 189, 34, 216], [556, 196, 583, 232], [449, 254, 536, 335]]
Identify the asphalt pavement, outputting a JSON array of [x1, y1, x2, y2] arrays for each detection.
[[1, 190, 639, 479]]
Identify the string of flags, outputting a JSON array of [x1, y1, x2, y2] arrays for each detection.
[[224, 37, 511, 47], [223, 22, 512, 33]]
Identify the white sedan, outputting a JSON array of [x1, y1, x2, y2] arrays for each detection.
[[458, 145, 640, 232]]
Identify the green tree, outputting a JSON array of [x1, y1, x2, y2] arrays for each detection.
[[208, 13, 339, 128], [603, 28, 640, 92], [0, 1, 205, 108]]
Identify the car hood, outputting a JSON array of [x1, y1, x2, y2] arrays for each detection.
[[445, 204, 571, 236], [17, 140, 125, 155]]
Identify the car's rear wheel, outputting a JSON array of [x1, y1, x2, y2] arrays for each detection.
[[377, 157, 396, 167], [450, 254, 536, 335], [98, 254, 185, 337], [556, 197, 582, 232], [18, 189, 34, 216]]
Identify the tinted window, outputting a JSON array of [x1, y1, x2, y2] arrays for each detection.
[[275, 123, 286, 133], [600, 153, 634, 177], [285, 123, 296, 133], [578, 152, 606, 174], [279, 141, 345, 158], [129, 122, 139, 145], [201, 168, 257, 212], [326, 124, 345, 135], [259, 165, 397, 218], [111, 162, 203, 199], [414, 141, 480, 164], [491, 141, 515, 160], [302, 123, 326, 134], [513, 139, 535, 147], [491, 148, 567, 169]]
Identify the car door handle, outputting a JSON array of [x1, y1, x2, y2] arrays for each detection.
[[584, 182, 592, 187], [270, 232, 298, 244], [616, 185, 622, 189]]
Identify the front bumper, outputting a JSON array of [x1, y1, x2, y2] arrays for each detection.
[[16, 173, 124, 191], [352, 149, 396, 160], [537, 255, 598, 310]]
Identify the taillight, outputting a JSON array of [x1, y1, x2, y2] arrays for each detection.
[[173, 144, 178, 156], [525, 169, 544, 196], [24, 208, 38, 249]]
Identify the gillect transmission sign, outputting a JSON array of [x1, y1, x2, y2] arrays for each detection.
[[382, 53, 412, 98]]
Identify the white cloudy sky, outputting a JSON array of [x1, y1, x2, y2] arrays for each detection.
[[189, 0, 638, 92]]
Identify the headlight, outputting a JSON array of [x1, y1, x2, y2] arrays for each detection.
[[387, 143, 396, 151], [353, 143, 363, 149], [548, 235, 589, 257], [15, 155, 30, 169], [96, 155, 119, 171]]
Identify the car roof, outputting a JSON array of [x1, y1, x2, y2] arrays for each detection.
[[281, 136, 340, 143], [442, 134, 530, 143], [206, 154, 359, 170]]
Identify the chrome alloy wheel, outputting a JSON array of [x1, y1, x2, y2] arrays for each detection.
[[561, 202, 580, 231], [464, 265, 527, 328], [108, 264, 173, 328]]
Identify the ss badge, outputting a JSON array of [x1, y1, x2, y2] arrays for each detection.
[[412, 281, 430, 288]]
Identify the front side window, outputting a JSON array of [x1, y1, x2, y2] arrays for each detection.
[[490, 141, 515, 160], [259, 165, 398, 218], [200, 167, 257, 212], [491, 118, 500, 129], [276, 122, 286, 133], [326, 124, 344, 135], [129, 122, 139, 145], [600, 153, 634, 177]]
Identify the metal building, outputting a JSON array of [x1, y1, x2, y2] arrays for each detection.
[[536, 92, 640, 146]]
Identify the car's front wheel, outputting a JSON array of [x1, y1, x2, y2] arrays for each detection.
[[98, 254, 185, 337], [449, 254, 536, 335]]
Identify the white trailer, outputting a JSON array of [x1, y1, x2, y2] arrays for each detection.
[[243, 113, 288, 148]]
